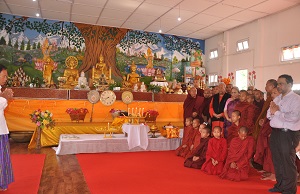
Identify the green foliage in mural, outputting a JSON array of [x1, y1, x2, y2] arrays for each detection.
[[119, 31, 161, 50]]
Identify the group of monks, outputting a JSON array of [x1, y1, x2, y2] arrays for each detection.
[[180, 79, 290, 182]]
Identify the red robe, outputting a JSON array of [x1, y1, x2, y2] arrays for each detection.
[[227, 123, 241, 148], [184, 137, 210, 169], [175, 126, 195, 157], [185, 130, 202, 159], [234, 102, 259, 135], [183, 94, 205, 123], [254, 119, 274, 173], [201, 138, 227, 175], [219, 136, 255, 181]]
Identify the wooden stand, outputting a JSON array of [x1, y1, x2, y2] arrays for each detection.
[[36, 127, 41, 149]]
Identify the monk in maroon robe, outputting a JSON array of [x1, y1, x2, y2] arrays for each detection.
[[183, 87, 205, 124], [209, 83, 231, 136], [202, 88, 212, 124], [254, 90, 265, 114], [227, 110, 241, 147], [253, 79, 277, 140], [185, 122, 205, 159], [175, 117, 195, 158], [202, 126, 227, 175], [184, 127, 211, 169], [220, 127, 255, 181], [234, 90, 258, 135]]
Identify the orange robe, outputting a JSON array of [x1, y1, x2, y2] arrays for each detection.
[[234, 102, 259, 135], [254, 119, 274, 173], [201, 138, 227, 175], [219, 136, 254, 181], [253, 96, 272, 140], [175, 126, 195, 158], [184, 137, 210, 169]]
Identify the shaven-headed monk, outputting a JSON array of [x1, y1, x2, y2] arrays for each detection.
[[175, 117, 194, 157], [226, 110, 241, 147], [185, 122, 205, 159], [219, 126, 255, 181], [201, 126, 227, 175], [184, 126, 211, 169]]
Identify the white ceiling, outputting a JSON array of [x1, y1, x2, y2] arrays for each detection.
[[1, 0, 299, 40]]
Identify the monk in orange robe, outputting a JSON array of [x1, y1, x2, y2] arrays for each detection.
[[184, 126, 211, 169], [219, 126, 255, 181], [175, 117, 195, 158], [227, 110, 241, 147], [209, 83, 231, 136], [201, 126, 227, 175], [183, 87, 205, 124], [234, 90, 258, 135], [253, 79, 277, 140]]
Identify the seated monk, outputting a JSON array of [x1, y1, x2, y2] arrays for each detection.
[[92, 55, 107, 82], [219, 126, 254, 181], [63, 56, 79, 87], [127, 61, 140, 86]]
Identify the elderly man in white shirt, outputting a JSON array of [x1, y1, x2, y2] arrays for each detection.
[[267, 74, 300, 194], [0, 64, 14, 191]]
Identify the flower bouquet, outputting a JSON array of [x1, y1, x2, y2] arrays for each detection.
[[109, 108, 121, 119], [29, 109, 55, 129], [66, 108, 89, 122]]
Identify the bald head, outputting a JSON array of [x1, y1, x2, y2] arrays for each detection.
[[189, 87, 197, 98]]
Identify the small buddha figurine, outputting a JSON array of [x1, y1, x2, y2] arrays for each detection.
[[63, 56, 79, 88], [154, 68, 165, 81], [144, 48, 154, 69], [140, 82, 146, 92], [122, 75, 131, 89], [127, 61, 140, 86], [43, 57, 55, 87], [76, 71, 89, 89]]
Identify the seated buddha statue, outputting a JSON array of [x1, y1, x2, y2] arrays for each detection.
[[63, 56, 79, 88], [43, 56, 55, 87], [154, 68, 165, 81], [76, 71, 89, 89], [92, 55, 108, 83], [126, 61, 140, 86]]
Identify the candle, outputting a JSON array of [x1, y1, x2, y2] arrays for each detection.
[[108, 122, 110, 130], [135, 107, 138, 115], [142, 108, 144, 116], [132, 108, 134, 115], [139, 108, 141, 116], [128, 108, 130, 115]]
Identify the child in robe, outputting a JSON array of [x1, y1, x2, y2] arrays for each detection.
[[201, 126, 227, 175], [175, 117, 194, 157], [226, 110, 241, 147], [185, 122, 206, 159], [219, 126, 255, 181], [184, 126, 211, 169]]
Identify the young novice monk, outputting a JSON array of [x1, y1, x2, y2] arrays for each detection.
[[219, 126, 255, 181], [226, 110, 241, 147], [184, 126, 211, 169], [201, 126, 227, 175], [175, 117, 194, 157], [186, 122, 206, 159]]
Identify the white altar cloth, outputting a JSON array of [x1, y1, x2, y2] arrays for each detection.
[[150, 81, 168, 87], [54, 134, 182, 155], [122, 124, 150, 150]]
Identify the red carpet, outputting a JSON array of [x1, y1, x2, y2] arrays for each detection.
[[4, 154, 45, 194], [77, 151, 293, 194]]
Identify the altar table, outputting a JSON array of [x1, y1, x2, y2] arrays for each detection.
[[122, 124, 150, 150], [54, 134, 182, 155]]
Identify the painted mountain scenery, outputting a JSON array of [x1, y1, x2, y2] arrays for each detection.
[[0, 13, 205, 85]]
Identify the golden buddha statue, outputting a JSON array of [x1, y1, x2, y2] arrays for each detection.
[[126, 61, 140, 86], [92, 55, 112, 86], [154, 68, 165, 81], [43, 56, 55, 87], [144, 48, 154, 69], [63, 56, 79, 88]]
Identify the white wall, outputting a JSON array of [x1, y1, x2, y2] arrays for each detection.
[[204, 5, 300, 91]]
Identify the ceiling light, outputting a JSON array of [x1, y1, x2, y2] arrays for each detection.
[[159, 29, 162, 33], [36, 13, 40, 17], [177, 17, 181, 21], [178, 4, 181, 22], [32, 0, 37, 1]]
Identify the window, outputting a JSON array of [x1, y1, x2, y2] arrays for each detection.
[[210, 49, 218, 59], [235, 69, 248, 90], [208, 74, 218, 86], [237, 39, 249, 52], [292, 84, 300, 90], [281, 44, 300, 61]]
